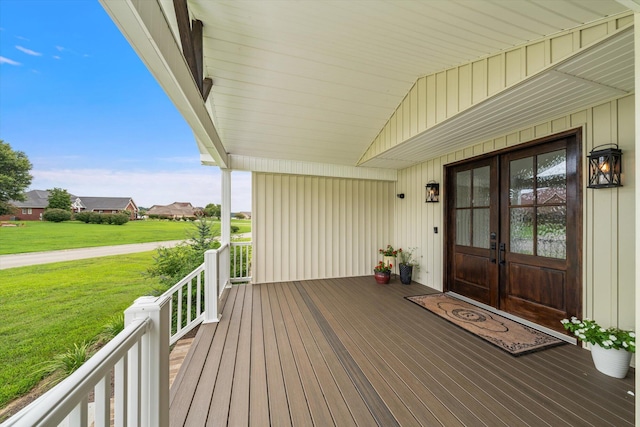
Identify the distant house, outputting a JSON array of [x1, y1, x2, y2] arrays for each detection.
[[235, 211, 252, 219], [76, 197, 138, 220], [146, 202, 200, 219], [0, 190, 138, 221]]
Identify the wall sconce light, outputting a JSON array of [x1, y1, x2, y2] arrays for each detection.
[[425, 181, 439, 202], [587, 144, 622, 189], [397, 193, 405, 199]]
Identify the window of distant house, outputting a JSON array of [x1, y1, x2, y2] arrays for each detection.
[[22, 208, 32, 214]]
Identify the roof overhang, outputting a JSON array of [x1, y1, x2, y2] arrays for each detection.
[[360, 26, 635, 169]]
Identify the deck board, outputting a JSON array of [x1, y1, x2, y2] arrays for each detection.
[[169, 277, 635, 427]]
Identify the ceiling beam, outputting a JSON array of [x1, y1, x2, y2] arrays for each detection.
[[172, 0, 210, 100]]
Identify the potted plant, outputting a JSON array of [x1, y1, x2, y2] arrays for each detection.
[[398, 247, 419, 285], [373, 261, 392, 284], [561, 316, 635, 378], [379, 245, 399, 274]]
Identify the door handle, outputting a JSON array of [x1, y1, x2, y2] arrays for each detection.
[[499, 243, 506, 265], [490, 242, 497, 263]]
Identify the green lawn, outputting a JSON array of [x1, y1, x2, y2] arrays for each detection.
[[0, 252, 159, 408], [0, 219, 252, 255]]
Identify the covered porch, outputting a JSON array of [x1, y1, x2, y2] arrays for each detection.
[[170, 278, 635, 426]]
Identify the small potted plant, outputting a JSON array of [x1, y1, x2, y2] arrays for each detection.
[[398, 247, 420, 285], [379, 245, 399, 274], [561, 316, 635, 378], [373, 261, 392, 284]]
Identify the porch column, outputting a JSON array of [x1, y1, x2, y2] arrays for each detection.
[[221, 168, 231, 245], [124, 295, 170, 427], [634, 12, 639, 427]]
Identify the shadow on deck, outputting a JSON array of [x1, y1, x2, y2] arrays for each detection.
[[169, 277, 635, 426]]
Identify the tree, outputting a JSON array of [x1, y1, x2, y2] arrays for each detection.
[[204, 203, 221, 219], [0, 140, 33, 216], [47, 187, 72, 211]]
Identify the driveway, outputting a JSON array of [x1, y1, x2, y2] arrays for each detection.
[[0, 240, 184, 270]]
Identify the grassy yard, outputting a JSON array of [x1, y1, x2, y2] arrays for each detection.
[[0, 219, 252, 255], [0, 252, 159, 409]]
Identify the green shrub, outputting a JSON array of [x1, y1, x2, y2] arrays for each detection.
[[33, 341, 94, 388], [74, 211, 91, 223], [101, 213, 114, 224], [88, 212, 102, 224], [98, 313, 125, 343], [112, 213, 129, 225], [43, 208, 72, 222], [231, 225, 240, 233]]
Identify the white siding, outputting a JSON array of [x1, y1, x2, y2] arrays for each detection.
[[396, 95, 635, 334], [360, 14, 632, 164], [252, 174, 395, 283]]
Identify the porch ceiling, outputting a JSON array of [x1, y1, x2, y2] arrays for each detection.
[[160, 0, 631, 169]]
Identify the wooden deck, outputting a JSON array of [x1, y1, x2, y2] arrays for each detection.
[[169, 277, 635, 426]]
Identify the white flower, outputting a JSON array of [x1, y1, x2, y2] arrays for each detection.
[[630, 332, 635, 338], [561, 319, 569, 324], [579, 334, 586, 340], [623, 342, 628, 348], [599, 328, 606, 332], [609, 335, 617, 341], [571, 318, 581, 324]]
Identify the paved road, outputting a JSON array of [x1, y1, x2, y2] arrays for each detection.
[[0, 240, 184, 270]]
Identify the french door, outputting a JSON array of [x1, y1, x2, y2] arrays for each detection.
[[445, 131, 582, 332]]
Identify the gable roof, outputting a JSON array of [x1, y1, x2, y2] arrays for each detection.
[[10, 190, 136, 211], [147, 202, 197, 217], [10, 190, 78, 209], [78, 197, 137, 212]]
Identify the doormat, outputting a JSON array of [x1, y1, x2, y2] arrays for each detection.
[[405, 294, 565, 356]]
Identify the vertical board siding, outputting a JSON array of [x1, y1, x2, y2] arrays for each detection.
[[395, 96, 635, 339], [253, 174, 395, 283], [360, 14, 632, 165]]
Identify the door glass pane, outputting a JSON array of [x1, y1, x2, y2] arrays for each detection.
[[456, 170, 471, 208], [473, 166, 490, 207], [510, 207, 534, 255], [537, 149, 566, 204], [456, 209, 471, 246], [537, 206, 566, 259], [473, 208, 490, 248], [510, 157, 534, 205]]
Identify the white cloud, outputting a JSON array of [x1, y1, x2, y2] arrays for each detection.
[[53, 55, 61, 60], [55, 46, 64, 52], [0, 56, 21, 66], [15, 45, 42, 56], [30, 168, 252, 211]]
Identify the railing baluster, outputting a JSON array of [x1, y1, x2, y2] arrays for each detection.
[[66, 396, 88, 427], [94, 373, 111, 427], [114, 356, 127, 427], [127, 342, 141, 426], [187, 279, 193, 323]]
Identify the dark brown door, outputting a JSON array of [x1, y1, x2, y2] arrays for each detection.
[[446, 131, 581, 332], [447, 157, 499, 307]]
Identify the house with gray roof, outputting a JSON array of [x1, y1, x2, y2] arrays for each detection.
[[0, 190, 138, 221]]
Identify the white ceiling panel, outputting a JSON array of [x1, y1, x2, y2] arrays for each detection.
[[175, 0, 631, 168]]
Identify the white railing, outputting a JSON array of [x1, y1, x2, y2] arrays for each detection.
[[162, 263, 205, 346], [2, 296, 170, 427], [230, 241, 252, 283], [2, 241, 252, 426]]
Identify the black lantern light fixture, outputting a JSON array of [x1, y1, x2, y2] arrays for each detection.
[[587, 144, 623, 189], [425, 181, 440, 202]]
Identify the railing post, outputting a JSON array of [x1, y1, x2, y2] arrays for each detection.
[[204, 249, 220, 322], [124, 295, 170, 427]]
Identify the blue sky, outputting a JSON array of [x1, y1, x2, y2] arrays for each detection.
[[0, 0, 251, 210]]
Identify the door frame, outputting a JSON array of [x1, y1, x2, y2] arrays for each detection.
[[443, 128, 583, 325]]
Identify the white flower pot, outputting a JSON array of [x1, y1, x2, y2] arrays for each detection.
[[590, 343, 632, 378]]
